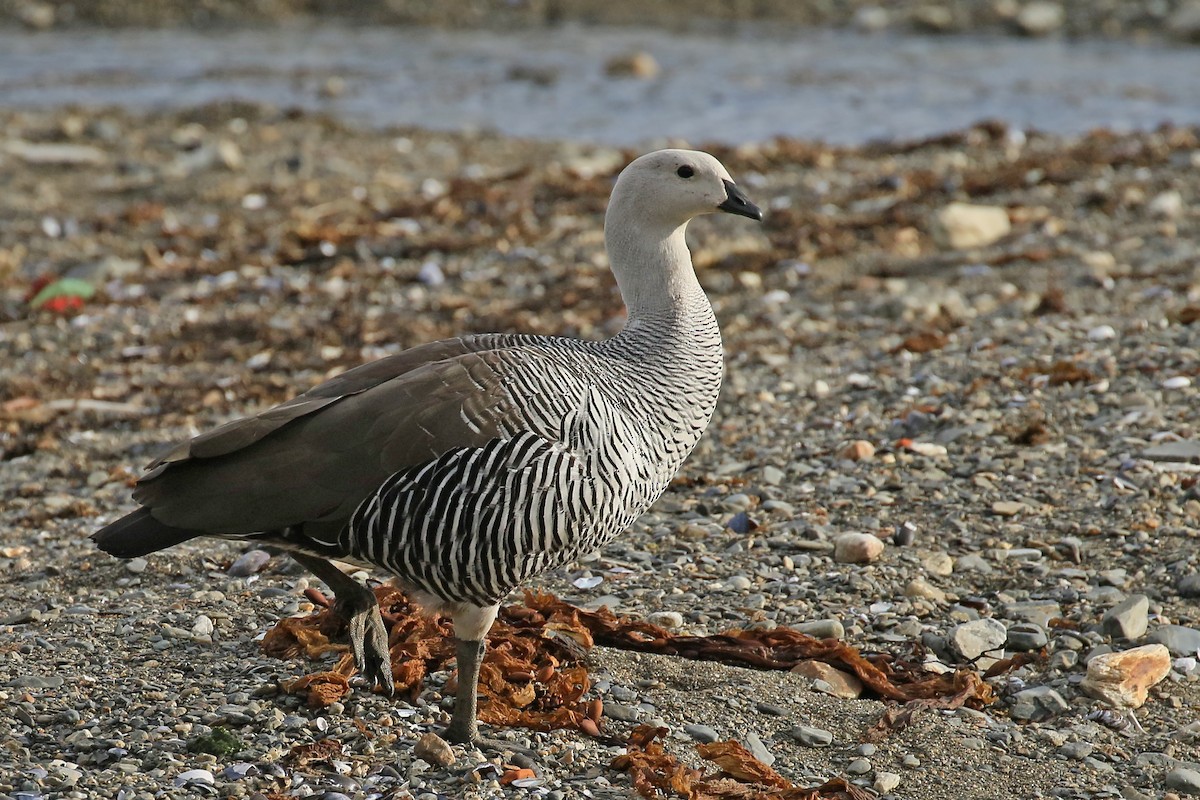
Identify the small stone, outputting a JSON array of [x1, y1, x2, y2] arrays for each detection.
[[905, 578, 947, 603], [1058, 742, 1093, 760], [933, 202, 1011, 249], [1006, 622, 1048, 652], [1149, 190, 1184, 219], [1080, 644, 1171, 709], [125, 557, 148, 574], [647, 611, 684, 629], [175, 769, 215, 786], [874, 771, 902, 793], [1166, 767, 1200, 795], [1163, 375, 1192, 390], [833, 532, 885, 564], [1015, 2, 1064, 36], [1003, 601, 1062, 627], [923, 552, 954, 576], [991, 500, 1026, 517], [760, 465, 786, 485], [1144, 441, 1200, 463], [604, 51, 660, 79], [846, 758, 871, 775], [727, 575, 753, 591], [795, 619, 844, 639], [228, 549, 272, 577], [1010, 686, 1069, 720], [1147, 625, 1200, 657], [789, 725, 833, 747], [413, 732, 454, 767], [949, 618, 1008, 661], [192, 614, 214, 637], [1087, 324, 1117, 341], [839, 440, 875, 460], [791, 660, 864, 699], [1178, 574, 1200, 598], [726, 512, 758, 534], [683, 724, 720, 744], [1101, 594, 1149, 641], [740, 732, 775, 767]]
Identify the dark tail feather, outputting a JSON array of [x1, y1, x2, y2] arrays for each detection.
[[92, 507, 202, 558]]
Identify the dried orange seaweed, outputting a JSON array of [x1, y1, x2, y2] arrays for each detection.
[[264, 585, 994, 736], [612, 726, 872, 800]]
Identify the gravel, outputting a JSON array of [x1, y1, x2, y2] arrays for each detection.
[[2, 105, 1200, 798]]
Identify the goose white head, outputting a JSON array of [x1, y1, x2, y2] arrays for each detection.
[[604, 148, 762, 317]]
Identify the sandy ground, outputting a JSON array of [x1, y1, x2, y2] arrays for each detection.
[[1, 106, 1200, 799]]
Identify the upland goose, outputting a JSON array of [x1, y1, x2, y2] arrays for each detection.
[[94, 149, 762, 745]]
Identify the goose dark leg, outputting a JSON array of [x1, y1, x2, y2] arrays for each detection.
[[444, 636, 485, 745], [291, 552, 394, 695]]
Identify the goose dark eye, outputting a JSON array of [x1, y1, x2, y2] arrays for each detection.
[[676, 165, 695, 179]]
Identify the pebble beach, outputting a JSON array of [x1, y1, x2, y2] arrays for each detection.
[[2, 5, 1200, 800]]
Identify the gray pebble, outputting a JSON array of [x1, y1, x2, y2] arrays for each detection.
[[1010, 686, 1069, 721], [789, 725, 833, 747], [228, 549, 272, 577], [1166, 767, 1200, 795], [1100, 594, 1149, 640], [1147, 624, 1200, 656], [740, 732, 774, 767], [1178, 574, 1200, 598], [755, 702, 787, 716], [1007, 622, 1048, 651], [1058, 742, 1093, 760], [846, 758, 871, 775], [684, 724, 720, 743], [125, 557, 148, 574]]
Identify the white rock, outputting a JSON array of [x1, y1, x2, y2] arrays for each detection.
[[647, 611, 684, 629], [833, 532, 885, 564], [874, 771, 902, 793], [933, 203, 1011, 249], [192, 615, 215, 637], [1162, 376, 1192, 390], [1087, 324, 1116, 341], [175, 769, 215, 786], [1016, 2, 1064, 35], [1148, 190, 1184, 219], [949, 618, 1008, 661]]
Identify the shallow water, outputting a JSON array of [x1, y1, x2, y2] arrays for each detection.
[[1, 24, 1198, 145]]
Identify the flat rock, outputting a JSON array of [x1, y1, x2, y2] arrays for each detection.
[[1006, 622, 1048, 652], [739, 732, 775, 767], [1080, 644, 1171, 709], [949, 618, 1007, 661], [1147, 625, 1200, 656], [1002, 601, 1062, 627], [1010, 685, 1069, 721], [789, 725, 833, 747], [933, 202, 1011, 249], [1167, 767, 1200, 796], [1142, 440, 1200, 463], [1101, 594, 1149, 640], [683, 723, 720, 743]]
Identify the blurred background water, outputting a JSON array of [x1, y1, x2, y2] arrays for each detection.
[[1, 24, 1198, 145]]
